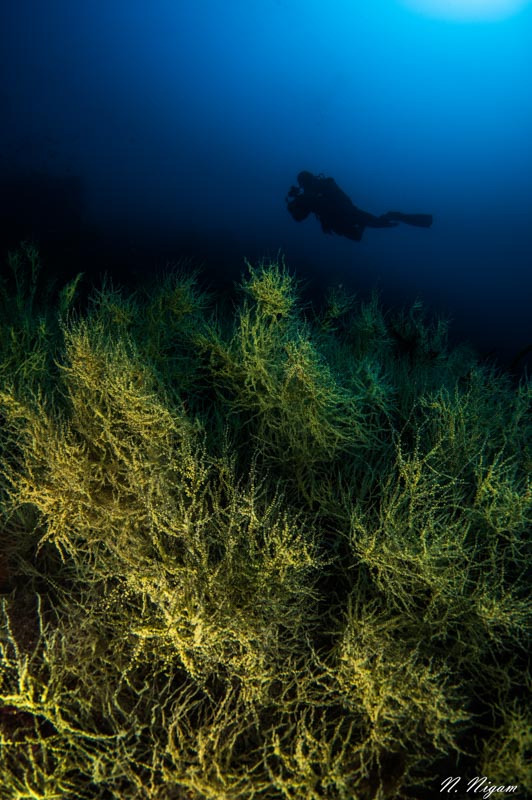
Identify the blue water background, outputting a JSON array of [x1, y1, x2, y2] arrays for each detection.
[[1, 0, 531, 363]]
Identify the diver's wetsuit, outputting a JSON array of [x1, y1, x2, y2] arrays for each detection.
[[286, 171, 432, 241]]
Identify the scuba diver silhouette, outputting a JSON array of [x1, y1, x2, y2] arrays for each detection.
[[286, 171, 432, 242]]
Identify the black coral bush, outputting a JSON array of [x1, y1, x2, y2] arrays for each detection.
[[0, 250, 530, 798]]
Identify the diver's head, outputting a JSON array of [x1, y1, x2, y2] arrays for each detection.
[[297, 170, 319, 191]]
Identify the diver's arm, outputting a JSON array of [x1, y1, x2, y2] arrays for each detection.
[[286, 185, 301, 199], [286, 194, 312, 222]]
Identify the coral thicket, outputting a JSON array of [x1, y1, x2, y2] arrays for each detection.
[[0, 244, 530, 798]]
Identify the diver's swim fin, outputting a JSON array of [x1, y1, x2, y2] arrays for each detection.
[[386, 211, 433, 228]]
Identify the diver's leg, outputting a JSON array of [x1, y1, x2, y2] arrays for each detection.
[[382, 211, 433, 228], [361, 211, 399, 229]]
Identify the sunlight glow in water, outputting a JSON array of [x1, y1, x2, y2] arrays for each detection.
[[401, 0, 529, 20]]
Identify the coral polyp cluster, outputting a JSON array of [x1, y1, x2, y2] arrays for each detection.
[[0, 245, 530, 798]]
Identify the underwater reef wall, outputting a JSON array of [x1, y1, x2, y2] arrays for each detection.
[[0, 245, 530, 799]]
